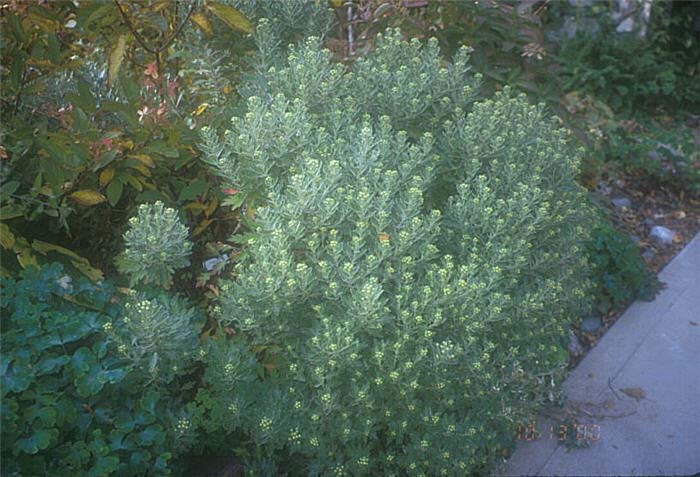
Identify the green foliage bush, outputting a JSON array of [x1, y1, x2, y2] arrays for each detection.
[[556, 11, 700, 113], [0, 264, 196, 476], [627, 123, 700, 197], [586, 221, 659, 314], [557, 31, 678, 112], [197, 29, 594, 475], [116, 201, 193, 289]]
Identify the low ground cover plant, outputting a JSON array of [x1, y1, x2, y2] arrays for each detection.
[[194, 28, 594, 475], [0, 264, 187, 475], [1, 202, 202, 475]]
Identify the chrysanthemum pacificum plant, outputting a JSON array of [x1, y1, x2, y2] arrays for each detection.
[[107, 290, 201, 385], [115, 201, 193, 289], [113, 201, 200, 387], [198, 27, 594, 476]]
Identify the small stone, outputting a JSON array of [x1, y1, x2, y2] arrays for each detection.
[[650, 226, 676, 245], [203, 254, 229, 271], [597, 183, 612, 196], [657, 143, 682, 158], [642, 249, 656, 261], [581, 315, 603, 333], [630, 234, 641, 244], [647, 150, 661, 162], [568, 332, 584, 356], [612, 197, 632, 209], [56, 275, 72, 290]]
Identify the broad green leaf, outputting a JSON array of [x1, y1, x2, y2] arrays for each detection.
[[4, 362, 33, 393], [26, 406, 57, 427], [143, 141, 178, 158], [1, 180, 20, 197], [178, 180, 209, 202], [76, 365, 105, 397], [0, 223, 16, 249], [222, 193, 244, 210], [84, 3, 116, 30], [70, 190, 107, 206], [71, 347, 95, 374], [35, 355, 71, 376], [106, 180, 123, 206], [109, 34, 127, 86], [137, 425, 165, 446], [16, 429, 57, 454], [101, 368, 127, 384], [32, 173, 43, 194], [0, 204, 25, 220], [93, 149, 119, 172], [76, 80, 97, 114], [205, 1, 253, 34], [91, 456, 119, 476]]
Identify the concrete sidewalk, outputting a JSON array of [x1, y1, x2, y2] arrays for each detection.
[[498, 232, 700, 476]]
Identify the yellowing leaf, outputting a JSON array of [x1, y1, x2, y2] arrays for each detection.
[[27, 11, 59, 32], [184, 202, 206, 211], [17, 249, 38, 268], [32, 240, 104, 281], [378, 233, 391, 242], [70, 190, 107, 206], [99, 168, 115, 187], [192, 12, 213, 37], [205, 1, 253, 34], [0, 223, 16, 249], [192, 219, 213, 237], [194, 103, 209, 116], [620, 387, 645, 401], [204, 196, 219, 217], [223, 84, 233, 94], [108, 34, 127, 86], [246, 206, 256, 220], [130, 154, 155, 168], [129, 164, 152, 177], [123, 174, 143, 192], [14, 237, 37, 268]]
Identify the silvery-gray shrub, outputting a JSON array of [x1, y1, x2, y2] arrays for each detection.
[[197, 28, 593, 476], [115, 201, 192, 289]]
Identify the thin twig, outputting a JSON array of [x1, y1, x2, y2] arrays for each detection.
[[159, 2, 195, 53], [346, 2, 355, 57], [113, 0, 157, 54], [113, 1, 195, 54]]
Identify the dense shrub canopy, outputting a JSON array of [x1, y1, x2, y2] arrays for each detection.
[[197, 29, 594, 475]]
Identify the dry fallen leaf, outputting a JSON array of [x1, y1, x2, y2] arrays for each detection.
[[671, 210, 686, 219], [620, 387, 645, 401]]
